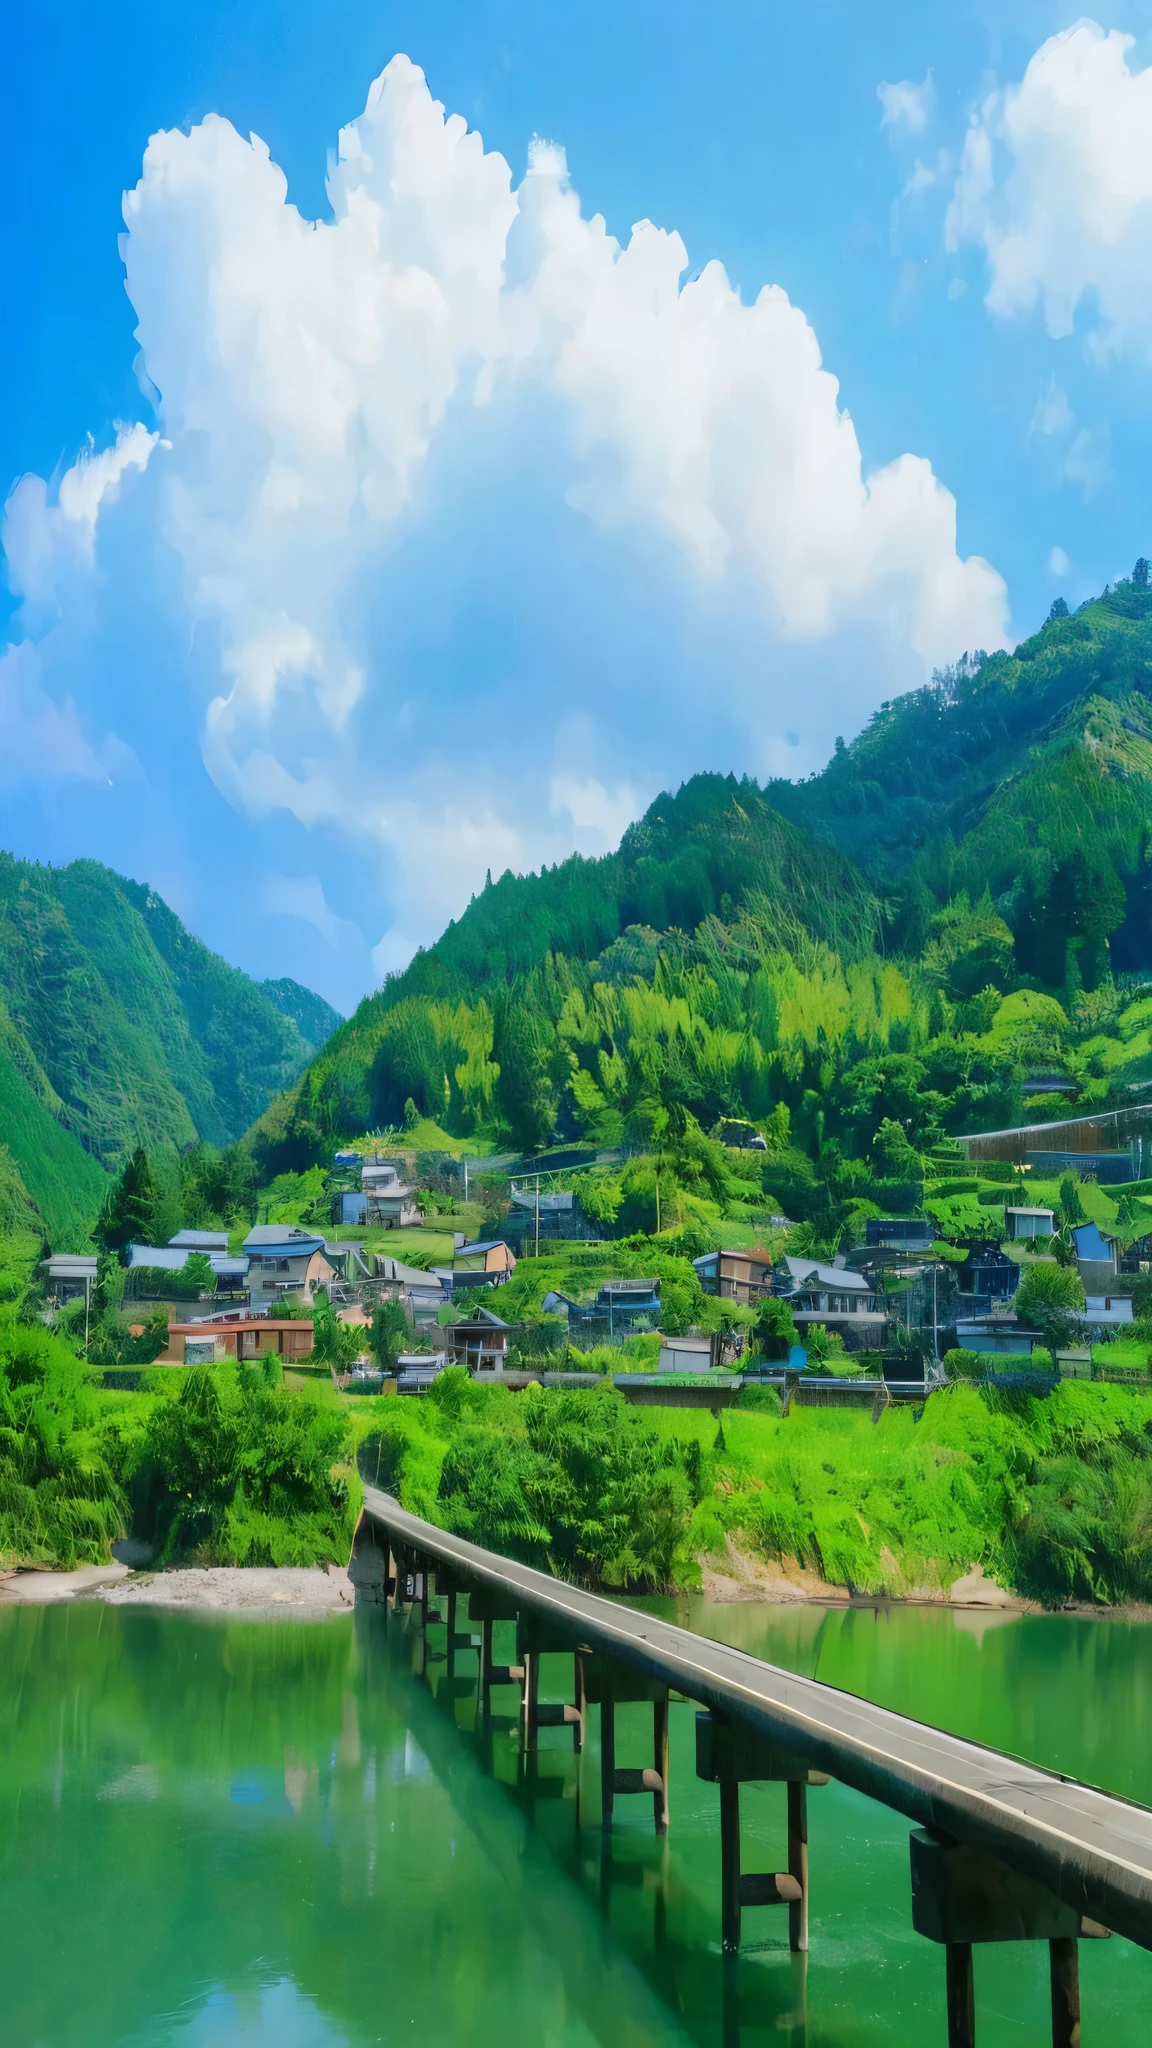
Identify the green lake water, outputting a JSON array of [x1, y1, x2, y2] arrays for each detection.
[[2, 1593, 1150, 2047]]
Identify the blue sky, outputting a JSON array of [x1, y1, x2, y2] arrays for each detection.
[[4, 1, 1152, 1011]]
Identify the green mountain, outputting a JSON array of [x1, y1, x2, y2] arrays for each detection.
[[773, 579, 1152, 969], [247, 777, 881, 1169], [250, 570, 1152, 1181], [0, 854, 341, 1245]]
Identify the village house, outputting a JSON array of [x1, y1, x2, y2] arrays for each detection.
[[541, 1277, 661, 1340], [155, 1318, 318, 1365], [39, 1253, 97, 1305], [1071, 1220, 1121, 1295], [454, 1238, 517, 1282], [863, 1217, 935, 1252], [1003, 1207, 1056, 1242], [692, 1248, 774, 1304], [772, 1255, 886, 1343], [444, 1306, 519, 1373], [394, 1351, 450, 1394], [657, 1335, 715, 1372], [242, 1225, 335, 1304], [126, 1241, 250, 1297], [1119, 1231, 1152, 1276], [360, 1158, 420, 1229], [1081, 1294, 1134, 1330]]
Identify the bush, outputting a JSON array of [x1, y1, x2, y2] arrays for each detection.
[[943, 1347, 979, 1380], [736, 1382, 782, 1413], [753, 1296, 797, 1362], [368, 1299, 410, 1370], [432, 1383, 693, 1589], [0, 1320, 126, 1567], [1015, 1262, 1086, 1349], [139, 1366, 356, 1565]]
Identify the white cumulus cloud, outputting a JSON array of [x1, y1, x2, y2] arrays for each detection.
[[878, 74, 935, 138], [946, 20, 1152, 361], [2, 54, 1007, 993]]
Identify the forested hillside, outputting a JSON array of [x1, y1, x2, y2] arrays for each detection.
[[0, 856, 340, 1244], [251, 571, 1152, 1179]]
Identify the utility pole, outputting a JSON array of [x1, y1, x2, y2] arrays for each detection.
[[655, 1166, 660, 1235], [535, 1173, 540, 1259], [932, 1262, 939, 1363], [84, 1270, 91, 1357]]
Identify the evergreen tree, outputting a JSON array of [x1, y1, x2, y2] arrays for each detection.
[[95, 1147, 157, 1261]]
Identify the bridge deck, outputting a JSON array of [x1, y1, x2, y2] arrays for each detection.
[[362, 1485, 1152, 1952]]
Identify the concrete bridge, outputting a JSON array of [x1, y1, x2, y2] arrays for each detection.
[[357, 1484, 1152, 2048]]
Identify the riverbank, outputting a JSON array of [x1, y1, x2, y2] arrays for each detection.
[[0, 1564, 354, 1616]]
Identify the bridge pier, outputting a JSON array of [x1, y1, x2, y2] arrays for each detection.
[[465, 1583, 525, 1718], [696, 1710, 826, 1953], [516, 1615, 584, 1754], [581, 1656, 671, 1835], [909, 1828, 1109, 2048]]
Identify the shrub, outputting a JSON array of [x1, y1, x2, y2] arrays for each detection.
[[140, 1366, 355, 1565], [1015, 1262, 1086, 1349], [754, 1296, 797, 1362], [0, 1320, 126, 1567], [943, 1347, 979, 1379]]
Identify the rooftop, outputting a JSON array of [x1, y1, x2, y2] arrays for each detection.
[[783, 1255, 873, 1292], [168, 1229, 229, 1251], [245, 1224, 324, 1247]]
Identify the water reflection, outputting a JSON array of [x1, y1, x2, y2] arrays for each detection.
[[166, 1979, 344, 2048], [2, 1590, 1152, 2048]]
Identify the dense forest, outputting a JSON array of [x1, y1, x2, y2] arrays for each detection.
[[0, 856, 341, 1244], [250, 572, 1152, 1185]]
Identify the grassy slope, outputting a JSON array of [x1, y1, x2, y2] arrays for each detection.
[[0, 1050, 106, 1245]]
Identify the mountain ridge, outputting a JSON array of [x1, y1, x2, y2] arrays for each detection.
[[247, 569, 1152, 1175], [0, 854, 341, 1244]]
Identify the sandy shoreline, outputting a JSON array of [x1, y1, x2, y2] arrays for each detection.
[[0, 1563, 355, 1617], [1, 1553, 1148, 1622]]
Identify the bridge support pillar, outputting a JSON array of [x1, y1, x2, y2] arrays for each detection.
[[466, 1584, 525, 1719], [696, 1711, 826, 1953], [516, 1617, 584, 1754], [582, 1657, 672, 1835], [909, 1829, 1108, 2048]]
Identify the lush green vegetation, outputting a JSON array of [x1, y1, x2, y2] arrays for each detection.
[[0, 852, 340, 1245], [250, 577, 1152, 1257], [0, 1235, 356, 1571], [356, 1369, 1152, 1608]]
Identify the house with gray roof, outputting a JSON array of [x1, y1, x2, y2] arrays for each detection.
[[242, 1225, 335, 1304], [772, 1255, 886, 1341]]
